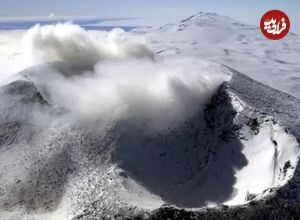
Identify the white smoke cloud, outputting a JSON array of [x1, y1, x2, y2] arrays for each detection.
[[23, 24, 153, 70], [22, 23, 231, 129]]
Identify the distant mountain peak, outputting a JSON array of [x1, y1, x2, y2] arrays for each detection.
[[177, 12, 249, 31], [181, 12, 233, 23]]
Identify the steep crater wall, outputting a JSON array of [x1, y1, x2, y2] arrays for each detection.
[[114, 85, 299, 208]]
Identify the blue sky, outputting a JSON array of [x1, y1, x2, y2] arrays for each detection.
[[0, 0, 299, 32]]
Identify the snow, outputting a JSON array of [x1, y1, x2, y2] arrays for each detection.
[[0, 30, 25, 84], [0, 12, 300, 219], [1, 13, 300, 98], [118, 174, 164, 209], [227, 116, 299, 205], [134, 12, 300, 99]]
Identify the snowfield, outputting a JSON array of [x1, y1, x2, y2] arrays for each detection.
[[0, 12, 300, 220], [134, 12, 300, 99], [0, 30, 24, 84]]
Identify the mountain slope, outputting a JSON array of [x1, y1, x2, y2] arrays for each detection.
[[0, 13, 300, 220], [0, 64, 299, 219], [134, 12, 300, 99], [142, 69, 300, 220]]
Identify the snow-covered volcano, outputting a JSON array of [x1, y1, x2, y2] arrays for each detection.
[[0, 64, 299, 219], [0, 13, 300, 220]]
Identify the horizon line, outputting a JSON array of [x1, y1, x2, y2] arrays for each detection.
[[0, 15, 142, 23]]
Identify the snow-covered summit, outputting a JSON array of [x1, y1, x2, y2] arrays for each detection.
[[179, 12, 244, 29]]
